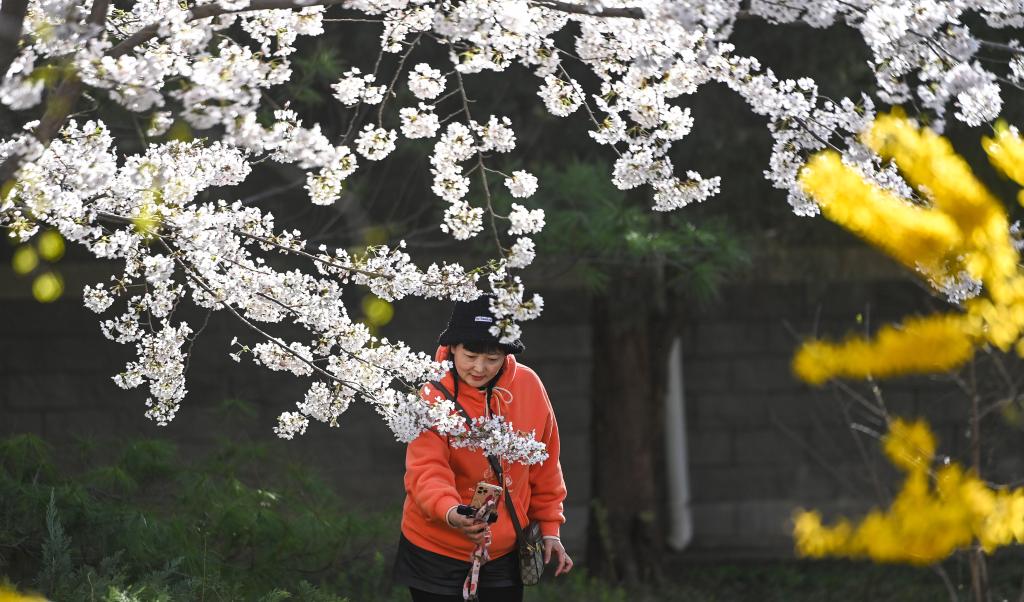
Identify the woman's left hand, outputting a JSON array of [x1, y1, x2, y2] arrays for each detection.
[[543, 538, 573, 576]]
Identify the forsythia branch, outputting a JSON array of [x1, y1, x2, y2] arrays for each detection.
[[793, 112, 1024, 385], [794, 419, 1024, 564]]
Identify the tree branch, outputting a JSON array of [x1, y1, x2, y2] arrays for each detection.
[[2, 0, 645, 189], [453, 66, 505, 257], [108, 0, 349, 58], [979, 38, 1024, 54], [0, 0, 109, 183], [162, 235, 368, 394], [528, 0, 644, 19], [1, 0, 341, 184], [87, 208, 485, 289]]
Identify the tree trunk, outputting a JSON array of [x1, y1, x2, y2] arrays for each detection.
[[586, 274, 677, 582]]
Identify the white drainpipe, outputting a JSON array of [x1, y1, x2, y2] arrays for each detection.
[[665, 335, 693, 550]]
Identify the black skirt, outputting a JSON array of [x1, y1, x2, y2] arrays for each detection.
[[392, 533, 520, 595]]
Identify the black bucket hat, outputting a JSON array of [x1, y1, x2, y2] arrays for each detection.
[[437, 294, 525, 355]]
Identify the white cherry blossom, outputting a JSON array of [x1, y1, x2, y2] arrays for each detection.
[[538, 74, 584, 117], [440, 200, 485, 240], [506, 237, 536, 269], [355, 125, 398, 160], [508, 203, 545, 235], [408, 63, 446, 99], [400, 105, 441, 139], [505, 170, 538, 198]]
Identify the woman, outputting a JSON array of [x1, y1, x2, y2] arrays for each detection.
[[393, 295, 572, 602]]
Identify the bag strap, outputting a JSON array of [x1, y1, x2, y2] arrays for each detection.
[[429, 380, 525, 540]]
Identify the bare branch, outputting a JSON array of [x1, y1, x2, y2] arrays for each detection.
[[378, 33, 422, 125], [932, 564, 959, 602], [980, 38, 1024, 54]]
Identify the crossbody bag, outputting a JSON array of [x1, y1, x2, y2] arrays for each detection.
[[429, 380, 545, 586]]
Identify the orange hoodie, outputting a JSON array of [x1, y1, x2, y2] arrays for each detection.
[[400, 346, 567, 561]]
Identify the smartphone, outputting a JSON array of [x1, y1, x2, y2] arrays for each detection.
[[469, 482, 503, 523]]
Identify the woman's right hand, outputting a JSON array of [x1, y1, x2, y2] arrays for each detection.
[[446, 508, 490, 545]]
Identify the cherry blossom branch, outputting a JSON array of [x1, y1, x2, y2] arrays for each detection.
[[527, 0, 644, 19], [85, 207, 482, 287], [154, 232, 378, 395], [555, 61, 623, 159], [342, 42, 388, 146], [108, 0, 348, 58], [0, 0, 109, 182], [979, 39, 1024, 54], [453, 67, 505, 256], [160, 226, 421, 386], [232, 228, 490, 287], [378, 33, 423, 125]]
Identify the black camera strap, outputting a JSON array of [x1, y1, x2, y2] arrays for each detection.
[[429, 380, 526, 541]]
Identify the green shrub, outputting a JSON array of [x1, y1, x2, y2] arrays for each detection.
[[0, 432, 703, 602], [0, 433, 402, 601]]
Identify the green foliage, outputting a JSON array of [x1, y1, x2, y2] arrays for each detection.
[[285, 41, 344, 107], [525, 571, 630, 602], [118, 440, 176, 484], [213, 397, 259, 420], [3, 433, 893, 602], [0, 434, 55, 482], [527, 160, 749, 304], [7, 430, 977, 601], [38, 492, 71, 597], [0, 433, 406, 601]]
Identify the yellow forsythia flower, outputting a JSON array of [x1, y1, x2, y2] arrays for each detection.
[[0, 586, 49, 602], [793, 511, 852, 558], [865, 112, 1017, 299], [792, 314, 977, 385], [982, 121, 1024, 199], [864, 111, 1003, 237], [793, 420, 1024, 564], [795, 112, 1024, 385], [883, 418, 935, 472], [798, 150, 962, 278]]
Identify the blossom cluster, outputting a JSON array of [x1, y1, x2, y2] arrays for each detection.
[[421, 382, 549, 465]]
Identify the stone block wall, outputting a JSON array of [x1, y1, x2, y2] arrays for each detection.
[[678, 247, 974, 556]]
